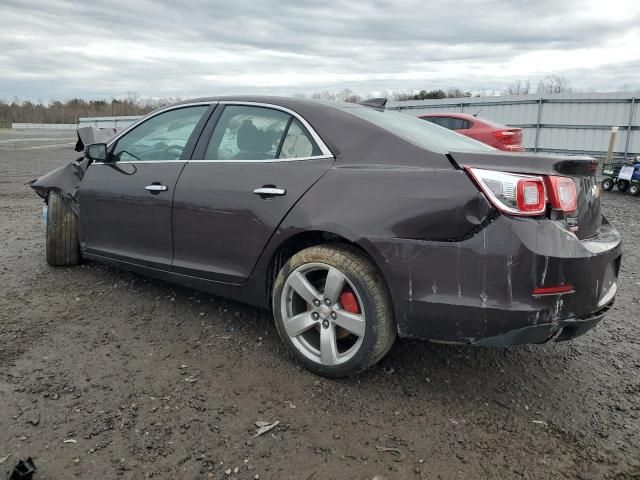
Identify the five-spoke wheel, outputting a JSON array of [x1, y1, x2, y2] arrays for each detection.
[[281, 263, 366, 366], [272, 245, 395, 377]]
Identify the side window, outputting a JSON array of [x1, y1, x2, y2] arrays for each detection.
[[112, 106, 207, 162], [440, 117, 454, 129], [449, 118, 468, 130], [279, 118, 322, 159], [423, 117, 445, 127], [205, 106, 290, 160]]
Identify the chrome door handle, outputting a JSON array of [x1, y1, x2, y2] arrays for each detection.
[[145, 184, 168, 192], [253, 187, 286, 196]]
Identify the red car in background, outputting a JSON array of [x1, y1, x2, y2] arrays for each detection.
[[418, 112, 524, 152]]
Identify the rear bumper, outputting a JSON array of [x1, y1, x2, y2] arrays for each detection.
[[472, 298, 613, 346], [370, 214, 622, 345]]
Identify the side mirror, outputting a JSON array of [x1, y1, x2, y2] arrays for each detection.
[[84, 143, 108, 162]]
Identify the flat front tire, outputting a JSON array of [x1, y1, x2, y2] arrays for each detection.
[[272, 245, 396, 377], [46, 191, 80, 266]]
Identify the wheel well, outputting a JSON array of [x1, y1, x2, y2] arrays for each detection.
[[266, 231, 387, 305]]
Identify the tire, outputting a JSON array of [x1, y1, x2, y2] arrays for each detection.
[[46, 191, 80, 266], [631, 184, 640, 196], [617, 179, 629, 192], [601, 178, 614, 191], [272, 245, 396, 377]]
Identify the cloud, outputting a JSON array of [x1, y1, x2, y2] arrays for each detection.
[[0, 0, 639, 100]]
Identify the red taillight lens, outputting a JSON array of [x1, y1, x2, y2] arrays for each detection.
[[544, 176, 577, 213], [465, 167, 547, 216], [492, 129, 522, 145], [516, 179, 545, 212]]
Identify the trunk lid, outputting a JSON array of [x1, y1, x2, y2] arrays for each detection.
[[449, 150, 601, 239]]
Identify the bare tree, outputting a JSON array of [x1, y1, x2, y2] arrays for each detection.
[[336, 88, 362, 103], [446, 87, 471, 98], [310, 90, 336, 101], [389, 90, 414, 101], [536, 76, 572, 94], [503, 79, 531, 96]]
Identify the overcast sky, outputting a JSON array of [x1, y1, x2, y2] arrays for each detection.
[[1, 0, 639, 101]]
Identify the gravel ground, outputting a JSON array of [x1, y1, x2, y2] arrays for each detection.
[[0, 129, 639, 480]]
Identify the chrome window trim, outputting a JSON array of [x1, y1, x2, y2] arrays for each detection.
[[100, 100, 335, 164], [92, 155, 334, 166], [92, 160, 188, 165], [188, 155, 334, 164]]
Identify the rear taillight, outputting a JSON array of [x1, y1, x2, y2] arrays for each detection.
[[466, 168, 546, 216], [544, 176, 577, 213], [492, 129, 522, 145], [516, 179, 545, 213], [466, 167, 580, 218]]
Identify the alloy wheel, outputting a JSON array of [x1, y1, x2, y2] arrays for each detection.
[[280, 262, 366, 366]]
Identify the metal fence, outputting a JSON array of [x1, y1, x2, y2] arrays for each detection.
[[388, 92, 638, 158], [10, 116, 140, 130], [77, 116, 140, 129], [12, 122, 77, 130]]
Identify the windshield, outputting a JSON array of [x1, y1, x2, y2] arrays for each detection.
[[337, 105, 494, 154]]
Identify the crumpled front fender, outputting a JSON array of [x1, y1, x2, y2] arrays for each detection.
[[29, 157, 90, 214]]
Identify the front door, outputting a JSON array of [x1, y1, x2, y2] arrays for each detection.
[[172, 104, 334, 283], [79, 105, 210, 269]]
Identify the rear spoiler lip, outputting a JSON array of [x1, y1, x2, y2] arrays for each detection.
[[448, 150, 598, 176]]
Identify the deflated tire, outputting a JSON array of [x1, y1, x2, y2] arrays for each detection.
[[46, 191, 80, 266]]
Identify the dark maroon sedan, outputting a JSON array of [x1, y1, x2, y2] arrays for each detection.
[[33, 97, 621, 377]]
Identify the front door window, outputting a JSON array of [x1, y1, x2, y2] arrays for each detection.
[[112, 106, 208, 161]]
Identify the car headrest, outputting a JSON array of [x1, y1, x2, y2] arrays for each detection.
[[237, 119, 274, 154]]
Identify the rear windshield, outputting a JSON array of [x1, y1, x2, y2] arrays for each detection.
[[337, 105, 494, 154]]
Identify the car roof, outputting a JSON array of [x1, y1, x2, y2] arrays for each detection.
[[167, 95, 353, 113]]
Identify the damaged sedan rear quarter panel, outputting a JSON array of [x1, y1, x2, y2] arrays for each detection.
[[274, 102, 621, 345], [31, 96, 622, 375]]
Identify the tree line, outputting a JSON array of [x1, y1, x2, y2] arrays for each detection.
[[0, 93, 175, 126], [0, 76, 582, 126]]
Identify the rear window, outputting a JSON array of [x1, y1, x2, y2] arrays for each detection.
[[338, 106, 494, 154], [424, 116, 471, 130]]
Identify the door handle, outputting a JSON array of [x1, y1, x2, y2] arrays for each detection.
[[253, 187, 286, 197], [145, 184, 168, 192]]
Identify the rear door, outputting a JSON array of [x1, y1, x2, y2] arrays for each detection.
[[172, 103, 334, 283], [79, 104, 211, 268]]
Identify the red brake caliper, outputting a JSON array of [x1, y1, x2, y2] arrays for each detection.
[[339, 290, 360, 314]]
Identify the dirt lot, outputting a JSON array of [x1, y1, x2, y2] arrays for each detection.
[[0, 129, 639, 480]]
